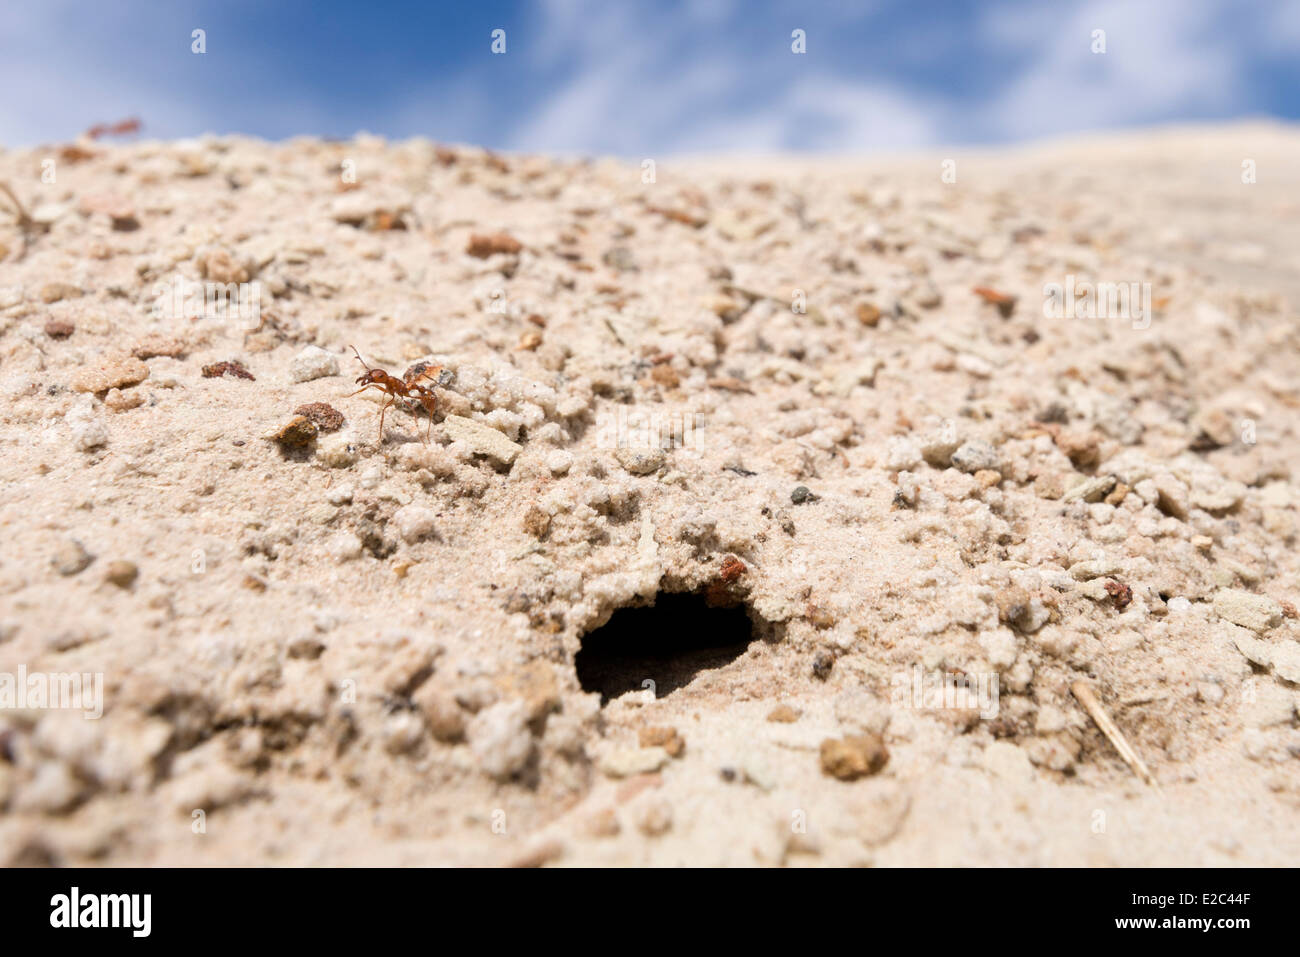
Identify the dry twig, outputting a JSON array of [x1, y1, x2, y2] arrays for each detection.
[[1071, 680, 1159, 790], [0, 181, 36, 260]]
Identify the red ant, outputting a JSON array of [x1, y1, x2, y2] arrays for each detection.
[[85, 117, 142, 140], [347, 346, 443, 444]]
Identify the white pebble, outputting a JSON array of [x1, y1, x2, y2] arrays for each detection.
[[546, 450, 574, 475], [951, 439, 999, 474], [289, 345, 340, 383], [884, 437, 922, 471], [71, 418, 108, 451], [316, 431, 357, 468], [327, 532, 363, 562], [468, 701, 533, 780], [66, 396, 107, 450], [392, 504, 437, 544]]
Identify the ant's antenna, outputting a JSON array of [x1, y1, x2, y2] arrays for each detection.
[[349, 345, 372, 371]]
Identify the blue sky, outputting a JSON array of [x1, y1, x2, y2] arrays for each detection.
[[3, 0, 1299, 153]]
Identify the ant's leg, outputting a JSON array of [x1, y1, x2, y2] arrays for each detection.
[[422, 397, 435, 445], [378, 395, 393, 443]]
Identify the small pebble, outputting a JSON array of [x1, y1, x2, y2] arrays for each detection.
[[1270, 642, 1300, 683], [1062, 474, 1117, 503], [1069, 558, 1122, 581], [522, 505, 551, 538], [638, 726, 684, 757], [40, 282, 82, 304], [806, 604, 835, 629], [289, 345, 340, 383], [70, 417, 109, 451], [1213, 589, 1283, 633], [202, 360, 254, 381], [766, 704, 801, 723], [132, 335, 187, 359], [603, 246, 638, 272], [466, 232, 522, 258], [1056, 430, 1101, 470], [294, 402, 344, 431], [791, 485, 819, 504], [413, 685, 466, 742], [913, 281, 942, 308], [812, 651, 835, 680], [546, 450, 574, 476], [307, 505, 337, 525], [53, 539, 94, 576], [326, 532, 363, 562], [287, 635, 327, 659], [598, 746, 669, 778], [265, 415, 317, 448], [316, 432, 358, 468], [392, 504, 438, 544], [636, 800, 673, 836], [615, 446, 665, 475], [444, 414, 522, 465], [468, 701, 534, 780], [951, 439, 999, 474], [72, 353, 149, 393], [1153, 474, 1190, 521], [382, 712, 426, 755], [104, 388, 143, 412], [819, 733, 889, 780], [104, 560, 139, 589], [920, 429, 962, 467]]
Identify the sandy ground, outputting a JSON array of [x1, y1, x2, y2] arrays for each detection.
[[1, 122, 1298, 866]]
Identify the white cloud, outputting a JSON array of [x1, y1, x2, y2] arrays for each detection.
[[505, 0, 1294, 155], [680, 77, 944, 153], [976, 0, 1244, 139], [507, 0, 944, 154]]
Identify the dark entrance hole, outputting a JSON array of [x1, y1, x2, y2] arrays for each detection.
[[575, 592, 755, 704]]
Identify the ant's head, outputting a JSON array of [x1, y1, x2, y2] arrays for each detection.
[[349, 345, 381, 385]]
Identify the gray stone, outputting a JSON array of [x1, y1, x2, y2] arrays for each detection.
[[445, 415, 522, 465], [1214, 589, 1283, 633], [951, 439, 999, 474]]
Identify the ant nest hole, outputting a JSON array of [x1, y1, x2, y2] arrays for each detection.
[[574, 578, 779, 705]]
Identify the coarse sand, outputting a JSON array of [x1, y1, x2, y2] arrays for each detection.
[[1, 122, 1298, 865]]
